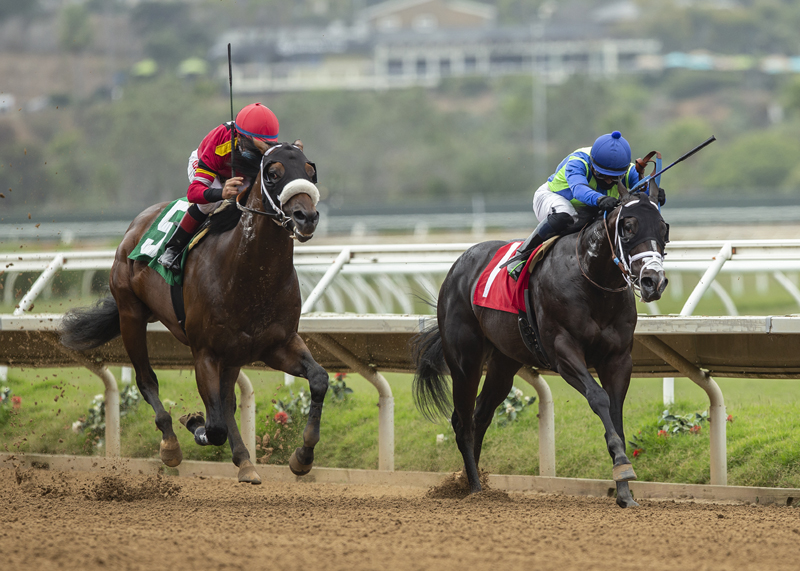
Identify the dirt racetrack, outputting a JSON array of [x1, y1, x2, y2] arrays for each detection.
[[1, 464, 799, 571]]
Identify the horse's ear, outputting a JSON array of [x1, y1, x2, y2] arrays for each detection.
[[293, 139, 303, 151], [305, 161, 317, 183], [617, 179, 630, 200], [648, 178, 660, 206]]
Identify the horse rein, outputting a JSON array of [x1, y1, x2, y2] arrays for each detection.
[[576, 220, 629, 293], [235, 188, 295, 230]]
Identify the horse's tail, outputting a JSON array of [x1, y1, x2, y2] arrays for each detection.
[[411, 321, 452, 421], [59, 295, 121, 351]]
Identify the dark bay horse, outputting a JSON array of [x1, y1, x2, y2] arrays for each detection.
[[60, 141, 328, 484], [413, 183, 668, 508]]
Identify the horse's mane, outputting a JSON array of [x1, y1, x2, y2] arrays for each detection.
[[562, 192, 644, 236], [204, 200, 244, 235], [231, 136, 263, 179]]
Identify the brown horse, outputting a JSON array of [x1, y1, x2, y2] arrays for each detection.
[[60, 141, 328, 483], [413, 182, 668, 507]]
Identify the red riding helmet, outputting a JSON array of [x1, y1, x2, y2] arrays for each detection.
[[235, 102, 279, 141]]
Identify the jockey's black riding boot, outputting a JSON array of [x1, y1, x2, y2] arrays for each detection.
[[507, 212, 574, 280], [157, 226, 193, 273], [507, 231, 545, 280]]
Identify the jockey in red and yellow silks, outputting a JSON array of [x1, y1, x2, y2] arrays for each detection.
[[158, 103, 280, 272]]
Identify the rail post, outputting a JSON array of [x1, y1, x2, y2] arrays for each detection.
[[518, 368, 556, 477], [638, 334, 727, 486], [311, 333, 395, 472], [236, 371, 256, 460], [13, 254, 65, 316]]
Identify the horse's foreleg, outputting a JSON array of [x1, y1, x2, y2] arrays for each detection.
[[191, 351, 228, 447], [596, 355, 638, 508], [117, 299, 182, 467], [556, 341, 637, 506], [219, 368, 261, 484], [266, 334, 328, 476]]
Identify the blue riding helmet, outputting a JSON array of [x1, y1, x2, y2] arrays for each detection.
[[591, 131, 631, 177]]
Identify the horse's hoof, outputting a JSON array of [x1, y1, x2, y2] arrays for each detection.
[[237, 460, 261, 485], [178, 411, 205, 432], [160, 437, 183, 467], [617, 496, 640, 509], [613, 463, 637, 482], [289, 449, 313, 476]]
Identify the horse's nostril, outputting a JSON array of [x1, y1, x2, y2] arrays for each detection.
[[641, 277, 654, 290], [294, 211, 307, 222]]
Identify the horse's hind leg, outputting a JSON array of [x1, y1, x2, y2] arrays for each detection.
[[472, 352, 520, 467], [441, 317, 486, 493], [596, 354, 638, 508], [265, 333, 329, 476], [117, 296, 182, 467]]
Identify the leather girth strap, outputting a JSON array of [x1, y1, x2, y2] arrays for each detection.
[[170, 283, 186, 333], [518, 288, 552, 370]]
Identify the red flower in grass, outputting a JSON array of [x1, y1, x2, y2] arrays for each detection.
[[11, 396, 21, 409], [274, 411, 289, 425], [726, 414, 733, 422], [657, 429, 668, 437], [632, 448, 643, 458], [335, 372, 346, 382], [690, 424, 701, 434]]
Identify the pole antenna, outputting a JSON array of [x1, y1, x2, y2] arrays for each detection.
[[228, 43, 235, 180]]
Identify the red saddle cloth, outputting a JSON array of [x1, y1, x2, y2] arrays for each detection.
[[473, 241, 539, 314]]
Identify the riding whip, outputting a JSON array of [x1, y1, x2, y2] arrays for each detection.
[[633, 135, 716, 192], [228, 43, 235, 180]]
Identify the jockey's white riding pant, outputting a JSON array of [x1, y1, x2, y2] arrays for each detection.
[[187, 149, 223, 215], [532, 182, 578, 224]]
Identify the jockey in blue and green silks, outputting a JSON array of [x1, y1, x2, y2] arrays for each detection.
[[508, 130, 665, 279]]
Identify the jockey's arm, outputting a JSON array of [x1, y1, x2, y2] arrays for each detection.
[[187, 162, 224, 204], [565, 159, 602, 207]]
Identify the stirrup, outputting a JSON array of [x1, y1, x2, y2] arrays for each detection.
[[157, 247, 182, 273], [507, 259, 526, 281]]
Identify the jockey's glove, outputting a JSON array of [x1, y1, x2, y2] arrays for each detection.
[[597, 196, 620, 212], [658, 187, 666, 206]]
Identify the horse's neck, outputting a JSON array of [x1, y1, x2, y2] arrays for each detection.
[[228, 209, 294, 275], [577, 216, 626, 289]]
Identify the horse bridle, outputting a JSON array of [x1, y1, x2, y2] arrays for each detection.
[[576, 200, 665, 295], [234, 144, 302, 238]]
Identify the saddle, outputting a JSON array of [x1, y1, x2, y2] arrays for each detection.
[[472, 238, 558, 368], [517, 239, 558, 370], [128, 198, 234, 331], [168, 200, 235, 331]]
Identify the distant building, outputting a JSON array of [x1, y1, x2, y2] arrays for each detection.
[[214, 0, 661, 93]]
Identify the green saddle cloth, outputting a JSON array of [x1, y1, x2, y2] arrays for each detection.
[[128, 198, 191, 286]]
